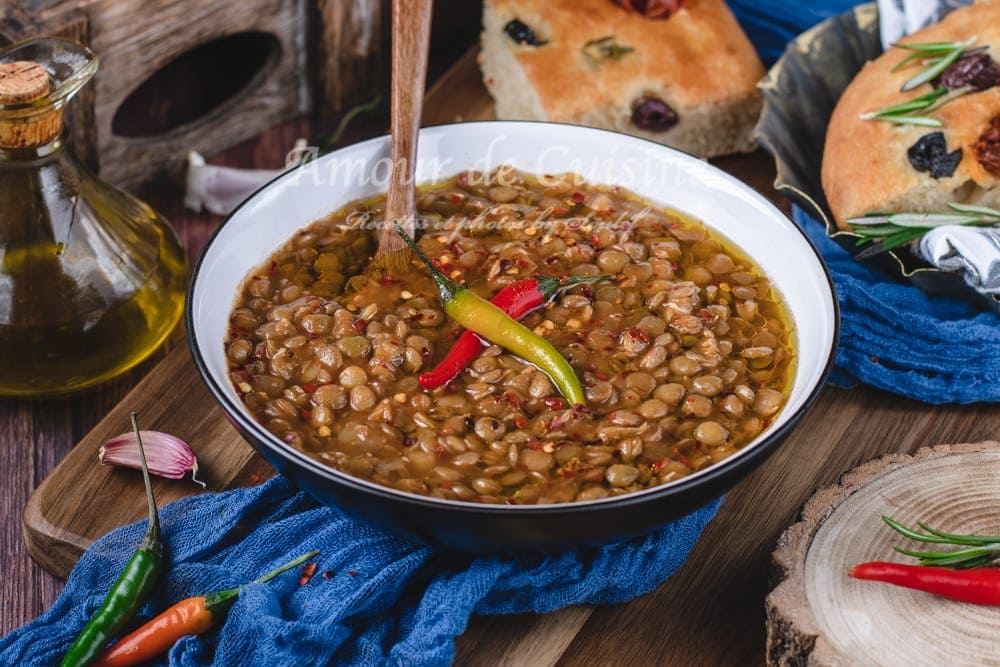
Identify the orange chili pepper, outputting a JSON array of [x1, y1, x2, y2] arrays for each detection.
[[93, 550, 318, 667]]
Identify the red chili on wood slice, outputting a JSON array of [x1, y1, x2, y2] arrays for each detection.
[[418, 274, 611, 390], [850, 562, 1000, 606]]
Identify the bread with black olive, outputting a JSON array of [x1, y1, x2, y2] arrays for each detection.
[[823, 0, 1000, 229], [478, 0, 765, 158]]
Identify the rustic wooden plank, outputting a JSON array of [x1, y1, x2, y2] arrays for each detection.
[[455, 607, 593, 667], [310, 0, 382, 114], [88, 0, 305, 187], [0, 397, 64, 644]]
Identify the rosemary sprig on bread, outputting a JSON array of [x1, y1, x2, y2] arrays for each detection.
[[847, 203, 1000, 259], [861, 38, 985, 126], [896, 37, 976, 91], [859, 87, 947, 126], [581, 36, 635, 68]]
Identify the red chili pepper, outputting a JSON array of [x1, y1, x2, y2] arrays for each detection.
[[417, 274, 609, 389], [850, 562, 1000, 605]]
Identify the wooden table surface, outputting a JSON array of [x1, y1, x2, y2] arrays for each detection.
[[3, 47, 999, 666]]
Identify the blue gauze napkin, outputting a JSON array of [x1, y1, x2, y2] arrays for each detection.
[[793, 208, 1000, 403], [0, 477, 721, 666]]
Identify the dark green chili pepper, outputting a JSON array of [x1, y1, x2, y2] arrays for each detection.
[[395, 224, 587, 406], [61, 412, 163, 667]]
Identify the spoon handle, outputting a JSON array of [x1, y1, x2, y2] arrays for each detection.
[[379, 0, 433, 258]]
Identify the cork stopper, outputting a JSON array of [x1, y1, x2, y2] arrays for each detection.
[[0, 60, 62, 148], [0, 61, 50, 103]]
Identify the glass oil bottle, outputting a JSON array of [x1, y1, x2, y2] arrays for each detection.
[[0, 38, 187, 397]]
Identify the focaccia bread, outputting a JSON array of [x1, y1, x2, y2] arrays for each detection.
[[823, 0, 1000, 228], [479, 0, 765, 158]]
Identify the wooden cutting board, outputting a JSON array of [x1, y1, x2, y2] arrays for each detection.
[[23, 48, 1000, 666]]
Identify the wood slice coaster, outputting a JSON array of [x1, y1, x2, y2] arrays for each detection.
[[767, 441, 1000, 666]]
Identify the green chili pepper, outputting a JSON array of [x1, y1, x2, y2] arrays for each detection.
[[61, 412, 164, 667], [395, 224, 587, 406]]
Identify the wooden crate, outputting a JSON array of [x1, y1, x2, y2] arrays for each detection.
[[0, 0, 381, 187]]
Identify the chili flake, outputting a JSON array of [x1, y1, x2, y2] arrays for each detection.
[[299, 562, 318, 586]]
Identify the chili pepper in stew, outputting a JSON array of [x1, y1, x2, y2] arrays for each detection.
[[849, 562, 1000, 605], [61, 413, 163, 667], [419, 274, 611, 390], [92, 550, 320, 667], [395, 224, 587, 406]]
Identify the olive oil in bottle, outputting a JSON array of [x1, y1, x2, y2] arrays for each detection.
[[0, 39, 187, 397]]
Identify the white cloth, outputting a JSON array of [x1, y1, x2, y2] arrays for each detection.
[[878, 0, 998, 298], [876, 0, 972, 49], [920, 226, 1000, 294]]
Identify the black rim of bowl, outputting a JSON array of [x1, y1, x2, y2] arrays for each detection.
[[186, 119, 842, 518]]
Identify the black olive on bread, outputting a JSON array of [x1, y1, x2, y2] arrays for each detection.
[[907, 132, 963, 179]]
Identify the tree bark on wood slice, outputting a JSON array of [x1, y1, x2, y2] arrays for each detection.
[[766, 441, 1000, 667]]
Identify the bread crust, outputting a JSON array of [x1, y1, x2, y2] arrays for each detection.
[[480, 0, 765, 157], [822, 0, 1000, 228]]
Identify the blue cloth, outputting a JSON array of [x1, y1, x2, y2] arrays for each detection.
[[0, 478, 721, 666], [792, 208, 1000, 403], [728, 0, 862, 63]]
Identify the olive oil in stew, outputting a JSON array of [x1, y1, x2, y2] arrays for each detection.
[[226, 170, 795, 505]]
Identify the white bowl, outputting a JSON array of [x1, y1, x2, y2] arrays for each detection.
[[188, 121, 838, 552]]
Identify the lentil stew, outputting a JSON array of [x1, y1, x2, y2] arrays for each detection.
[[226, 169, 796, 505]]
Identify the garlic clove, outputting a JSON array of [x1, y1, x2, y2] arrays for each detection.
[[99, 430, 206, 488]]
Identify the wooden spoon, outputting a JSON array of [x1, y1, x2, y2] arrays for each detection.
[[370, 0, 433, 277]]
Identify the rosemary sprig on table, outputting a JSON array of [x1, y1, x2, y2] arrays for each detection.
[[882, 516, 1000, 569], [581, 36, 634, 68], [846, 202, 1000, 259], [861, 38, 978, 125]]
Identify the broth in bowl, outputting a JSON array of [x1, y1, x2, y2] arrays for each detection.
[[225, 169, 795, 505]]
